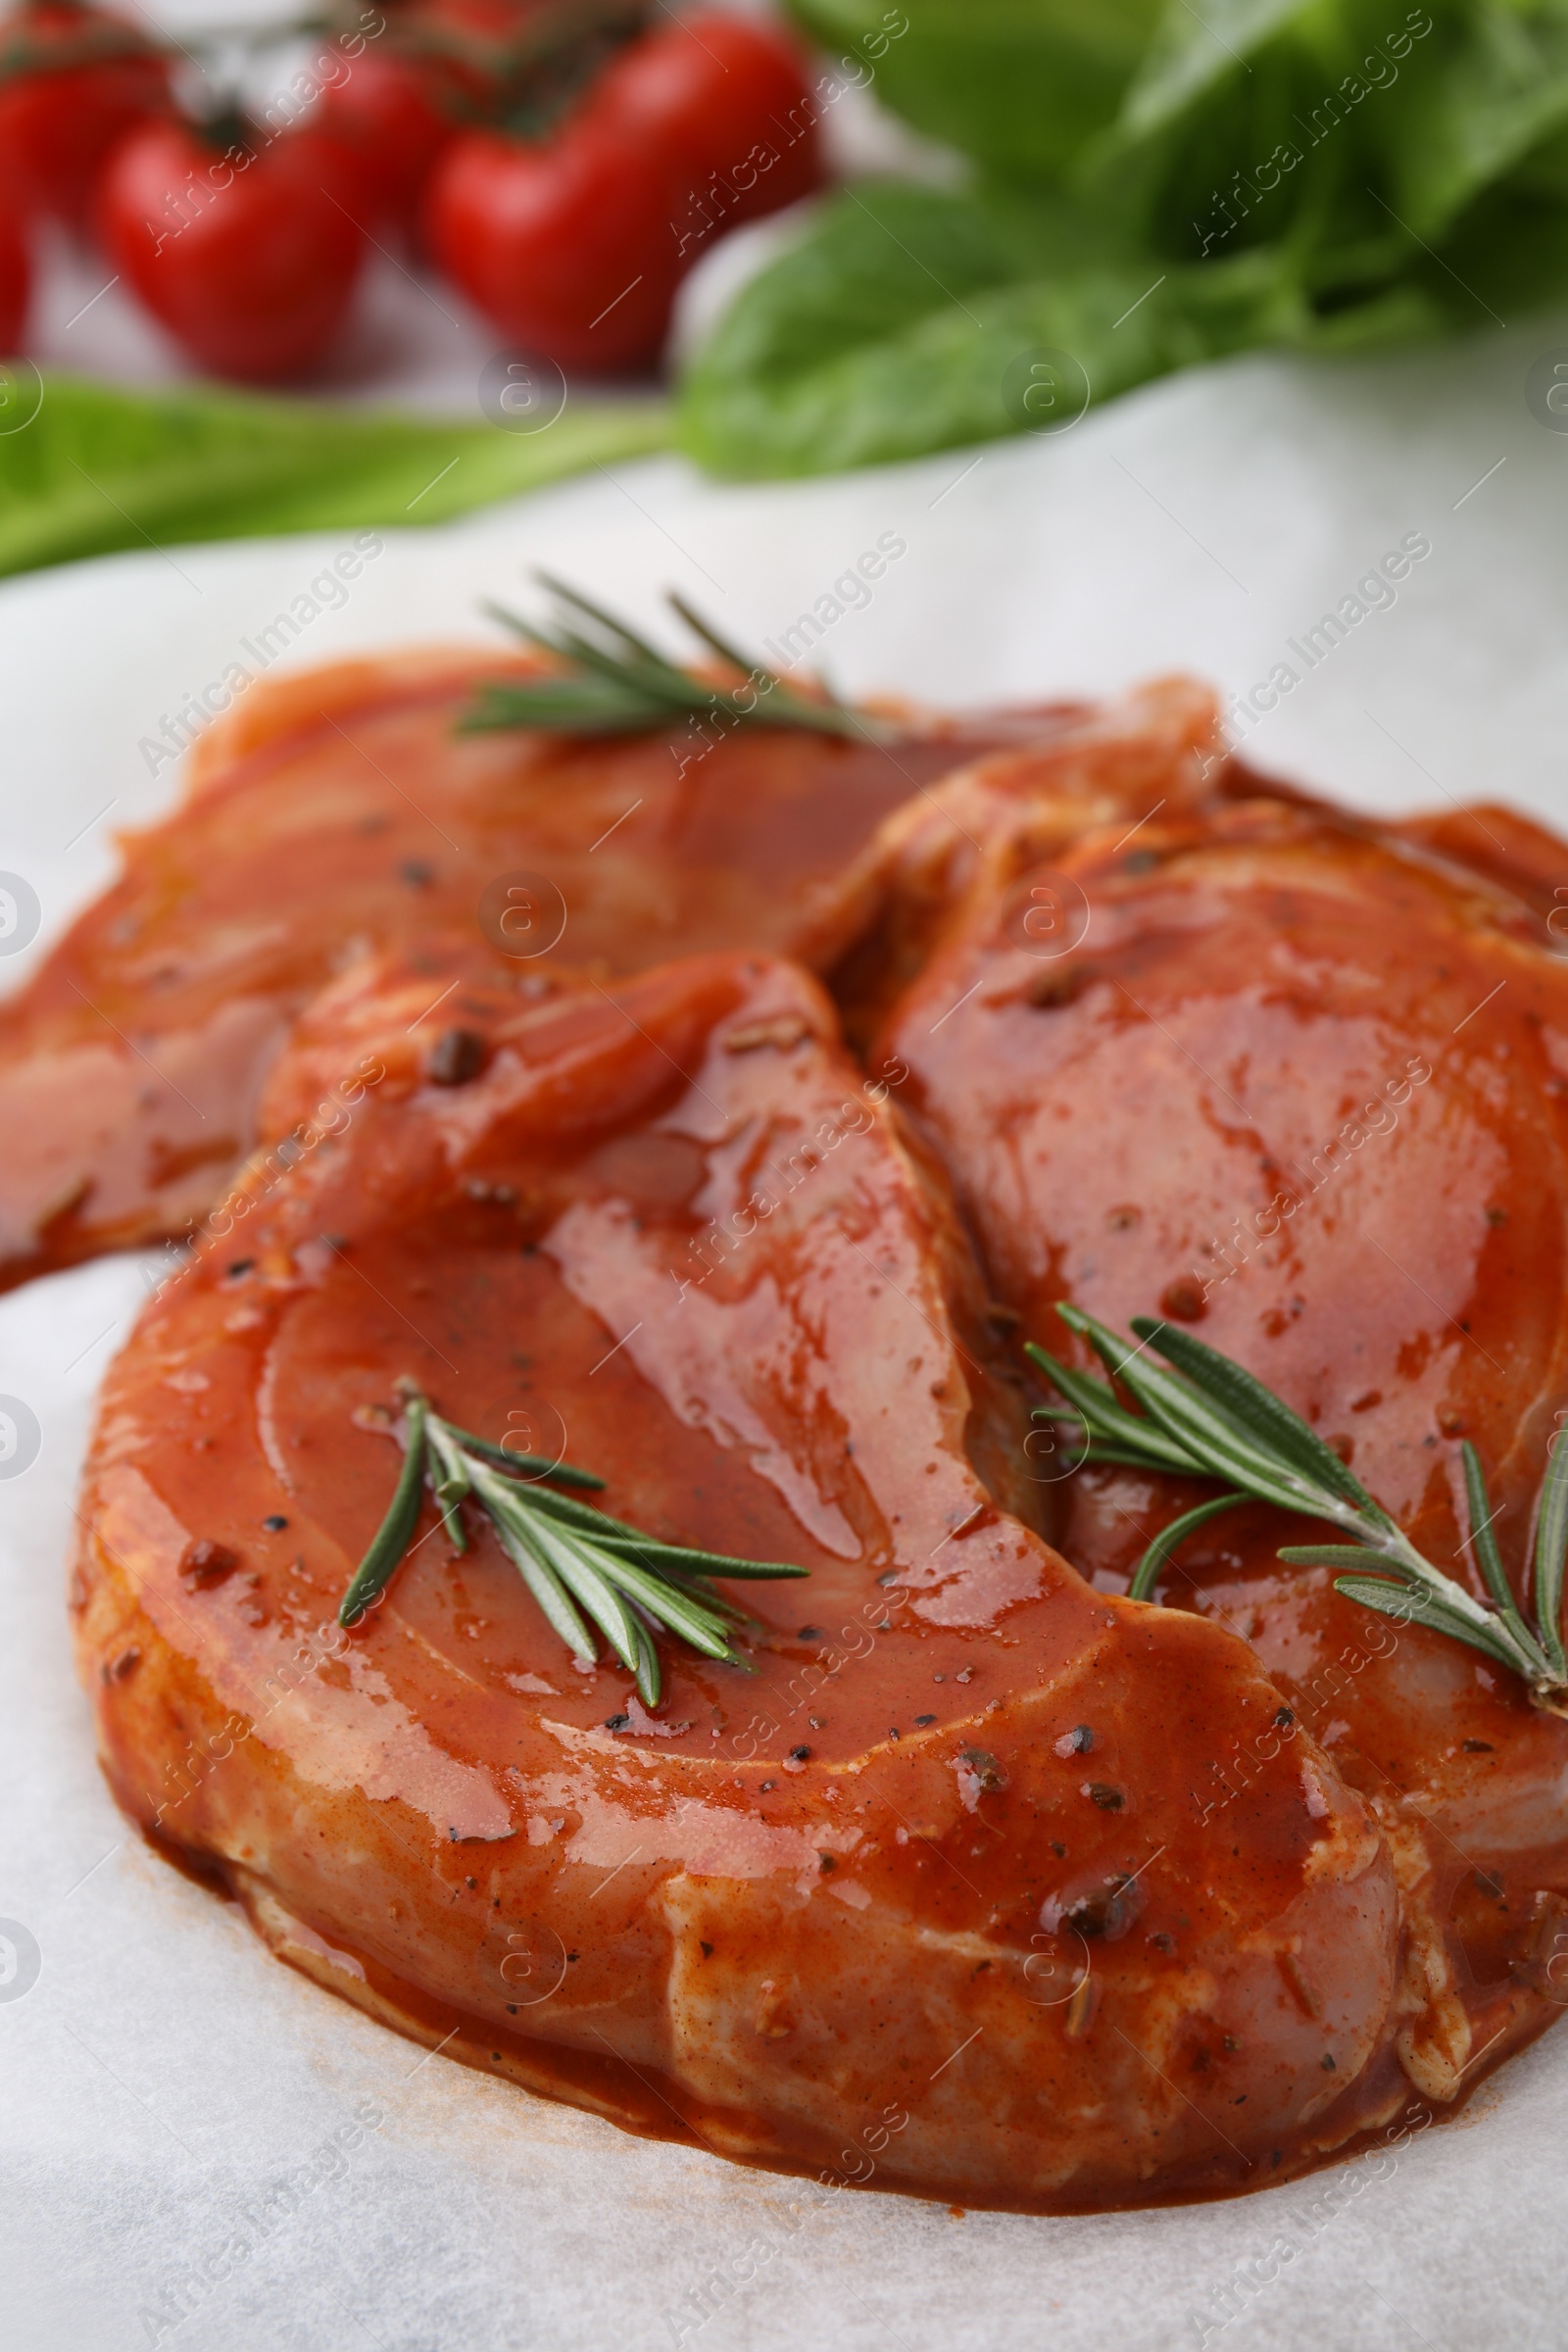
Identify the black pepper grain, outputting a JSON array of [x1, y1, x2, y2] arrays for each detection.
[[428, 1026, 490, 1086]]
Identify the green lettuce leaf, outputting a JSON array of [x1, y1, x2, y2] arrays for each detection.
[[0, 375, 671, 581]]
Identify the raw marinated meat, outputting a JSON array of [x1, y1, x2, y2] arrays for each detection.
[[878, 791, 1568, 2109], [72, 946, 1401, 2212], [0, 651, 1067, 1293]]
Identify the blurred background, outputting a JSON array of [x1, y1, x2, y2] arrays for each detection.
[[6, 0, 1568, 566], [6, 0, 942, 409]]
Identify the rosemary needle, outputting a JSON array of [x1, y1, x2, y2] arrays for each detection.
[[340, 1395, 807, 1709], [458, 573, 893, 743], [1028, 1307, 1568, 1715]]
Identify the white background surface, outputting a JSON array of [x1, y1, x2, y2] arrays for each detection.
[[4, 313, 1568, 2350]]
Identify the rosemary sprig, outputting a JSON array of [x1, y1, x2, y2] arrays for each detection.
[[1028, 1307, 1568, 1716], [458, 574, 889, 742], [339, 1394, 807, 1708]]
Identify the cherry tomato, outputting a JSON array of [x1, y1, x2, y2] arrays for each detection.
[[0, 205, 29, 353], [97, 119, 368, 383], [427, 119, 681, 370], [584, 10, 822, 261], [313, 47, 454, 243], [389, 0, 644, 120], [0, 1, 170, 234]]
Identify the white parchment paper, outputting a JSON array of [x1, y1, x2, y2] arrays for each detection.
[[4, 315, 1568, 2352]]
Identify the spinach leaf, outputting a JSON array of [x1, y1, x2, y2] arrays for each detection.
[[1091, 0, 1568, 253], [683, 1, 1568, 477], [787, 0, 1165, 183], [1112, 0, 1319, 146], [676, 180, 1438, 477], [1379, 2, 1568, 236]]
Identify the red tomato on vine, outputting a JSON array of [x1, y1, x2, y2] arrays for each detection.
[[425, 8, 822, 372], [428, 118, 682, 371], [313, 47, 455, 243], [0, 0, 171, 233], [390, 0, 644, 120], [0, 206, 28, 352], [585, 9, 822, 265], [97, 118, 368, 382]]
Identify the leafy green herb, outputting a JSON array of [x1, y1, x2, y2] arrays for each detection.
[[339, 1393, 808, 1709], [1126, 1490, 1249, 1602], [788, 0, 1165, 187], [676, 179, 1435, 479], [459, 573, 889, 740], [682, 1, 1568, 478], [1028, 1306, 1568, 1714]]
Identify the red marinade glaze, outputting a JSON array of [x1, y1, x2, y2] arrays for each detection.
[[0, 649, 1065, 1292], [878, 794, 1568, 2121], [73, 946, 1404, 2214]]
